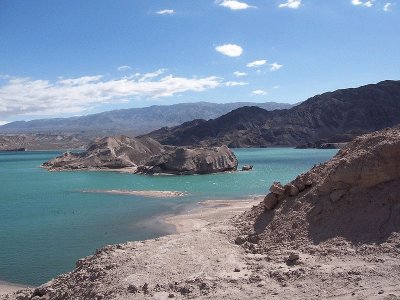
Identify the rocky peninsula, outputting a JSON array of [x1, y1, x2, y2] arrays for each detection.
[[42, 135, 238, 175], [3, 127, 400, 299]]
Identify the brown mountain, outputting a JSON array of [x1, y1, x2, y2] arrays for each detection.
[[145, 80, 400, 147]]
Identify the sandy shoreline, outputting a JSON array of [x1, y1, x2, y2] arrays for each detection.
[[165, 198, 262, 233], [0, 281, 30, 296], [83, 189, 188, 198]]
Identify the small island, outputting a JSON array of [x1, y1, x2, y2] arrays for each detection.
[[42, 135, 238, 175]]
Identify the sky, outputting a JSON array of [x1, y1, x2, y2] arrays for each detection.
[[0, 0, 399, 123]]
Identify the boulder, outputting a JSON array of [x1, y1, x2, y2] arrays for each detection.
[[269, 182, 285, 196], [242, 165, 253, 171], [264, 193, 279, 210]]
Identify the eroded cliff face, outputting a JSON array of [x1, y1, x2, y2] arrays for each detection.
[[42, 136, 238, 175], [237, 126, 400, 250], [137, 145, 238, 175]]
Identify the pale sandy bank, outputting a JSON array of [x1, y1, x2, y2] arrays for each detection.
[[0, 281, 30, 297], [83, 189, 188, 198], [165, 198, 262, 233]]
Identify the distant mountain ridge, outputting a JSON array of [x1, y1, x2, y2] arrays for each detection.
[[0, 101, 292, 137], [145, 80, 400, 147]]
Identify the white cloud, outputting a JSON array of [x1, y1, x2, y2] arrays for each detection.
[[225, 81, 248, 86], [247, 59, 267, 68], [138, 69, 166, 82], [352, 0, 375, 7], [0, 121, 9, 126], [216, 0, 256, 10], [383, 2, 393, 11], [233, 71, 247, 77], [117, 65, 132, 71], [0, 73, 221, 117], [252, 90, 267, 95], [156, 9, 175, 15], [270, 62, 283, 71], [279, 0, 302, 9], [215, 44, 243, 57]]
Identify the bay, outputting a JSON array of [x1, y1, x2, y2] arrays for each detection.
[[0, 148, 336, 285]]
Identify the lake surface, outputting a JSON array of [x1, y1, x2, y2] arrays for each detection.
[[0, 148, 336, 285]]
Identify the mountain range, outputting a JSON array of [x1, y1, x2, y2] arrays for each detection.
[[145, 80, 400, 147], [0, 102, 292, 138]]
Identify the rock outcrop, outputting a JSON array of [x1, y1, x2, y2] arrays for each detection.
[[43, 136, 238, 175], [238, 126, 400, 249], [137, 145, 237, 175], [146, 80, 400, 147]]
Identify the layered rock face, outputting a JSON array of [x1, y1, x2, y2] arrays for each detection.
[[42, 136, 164, 170], [237, 127, 400, 249], [138, 145, 237, 175], [43, 136, 238, 175]]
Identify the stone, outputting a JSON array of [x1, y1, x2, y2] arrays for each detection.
[[269, 182, 285, 195], [234, 235, 247, 245], [264, 193, 279, 210], [295, 181, 306, 192], [142, 283, 149, 294], [287, 252, 300, 262], [242, 164, 253, 171], [285, 184, 299, 197], [127, 284, 139, 293]]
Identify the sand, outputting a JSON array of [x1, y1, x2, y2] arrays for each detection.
[[0, 281, 30, 297], [83, 189, 188, 198], [165, 198, 263, 233]]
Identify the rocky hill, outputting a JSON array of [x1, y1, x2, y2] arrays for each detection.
[[0, 101, 292, 138], [146, 80, 400, 147], [42, 135, 238, 175], [237, 126, 400, 250]]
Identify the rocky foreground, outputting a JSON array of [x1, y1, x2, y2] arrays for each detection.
[[3, 127, 400, 300], [42, 136, 238, 175]]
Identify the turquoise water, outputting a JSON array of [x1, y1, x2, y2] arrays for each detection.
[[0, 148, 336, 286]]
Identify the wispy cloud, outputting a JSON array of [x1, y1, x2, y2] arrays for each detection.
[[233, 71, 247, 77], [225, 81, 248, 86], [270, 62, 283, 71], [252, 90, 267, 95], [215, 44, 243, 57], [247, 59, 267, 68], [352, 0, 375, 7], [0, 73, 221, 117], [117, 65, 132, 71], [138, 69, 166, 82], [216, 0, 256, 10], [156, 9, 175, 15], [279, 0, 302, 9], [383, 2, 393, 11]]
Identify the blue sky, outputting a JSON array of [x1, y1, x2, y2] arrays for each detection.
[[0, 0, 399, 123]]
